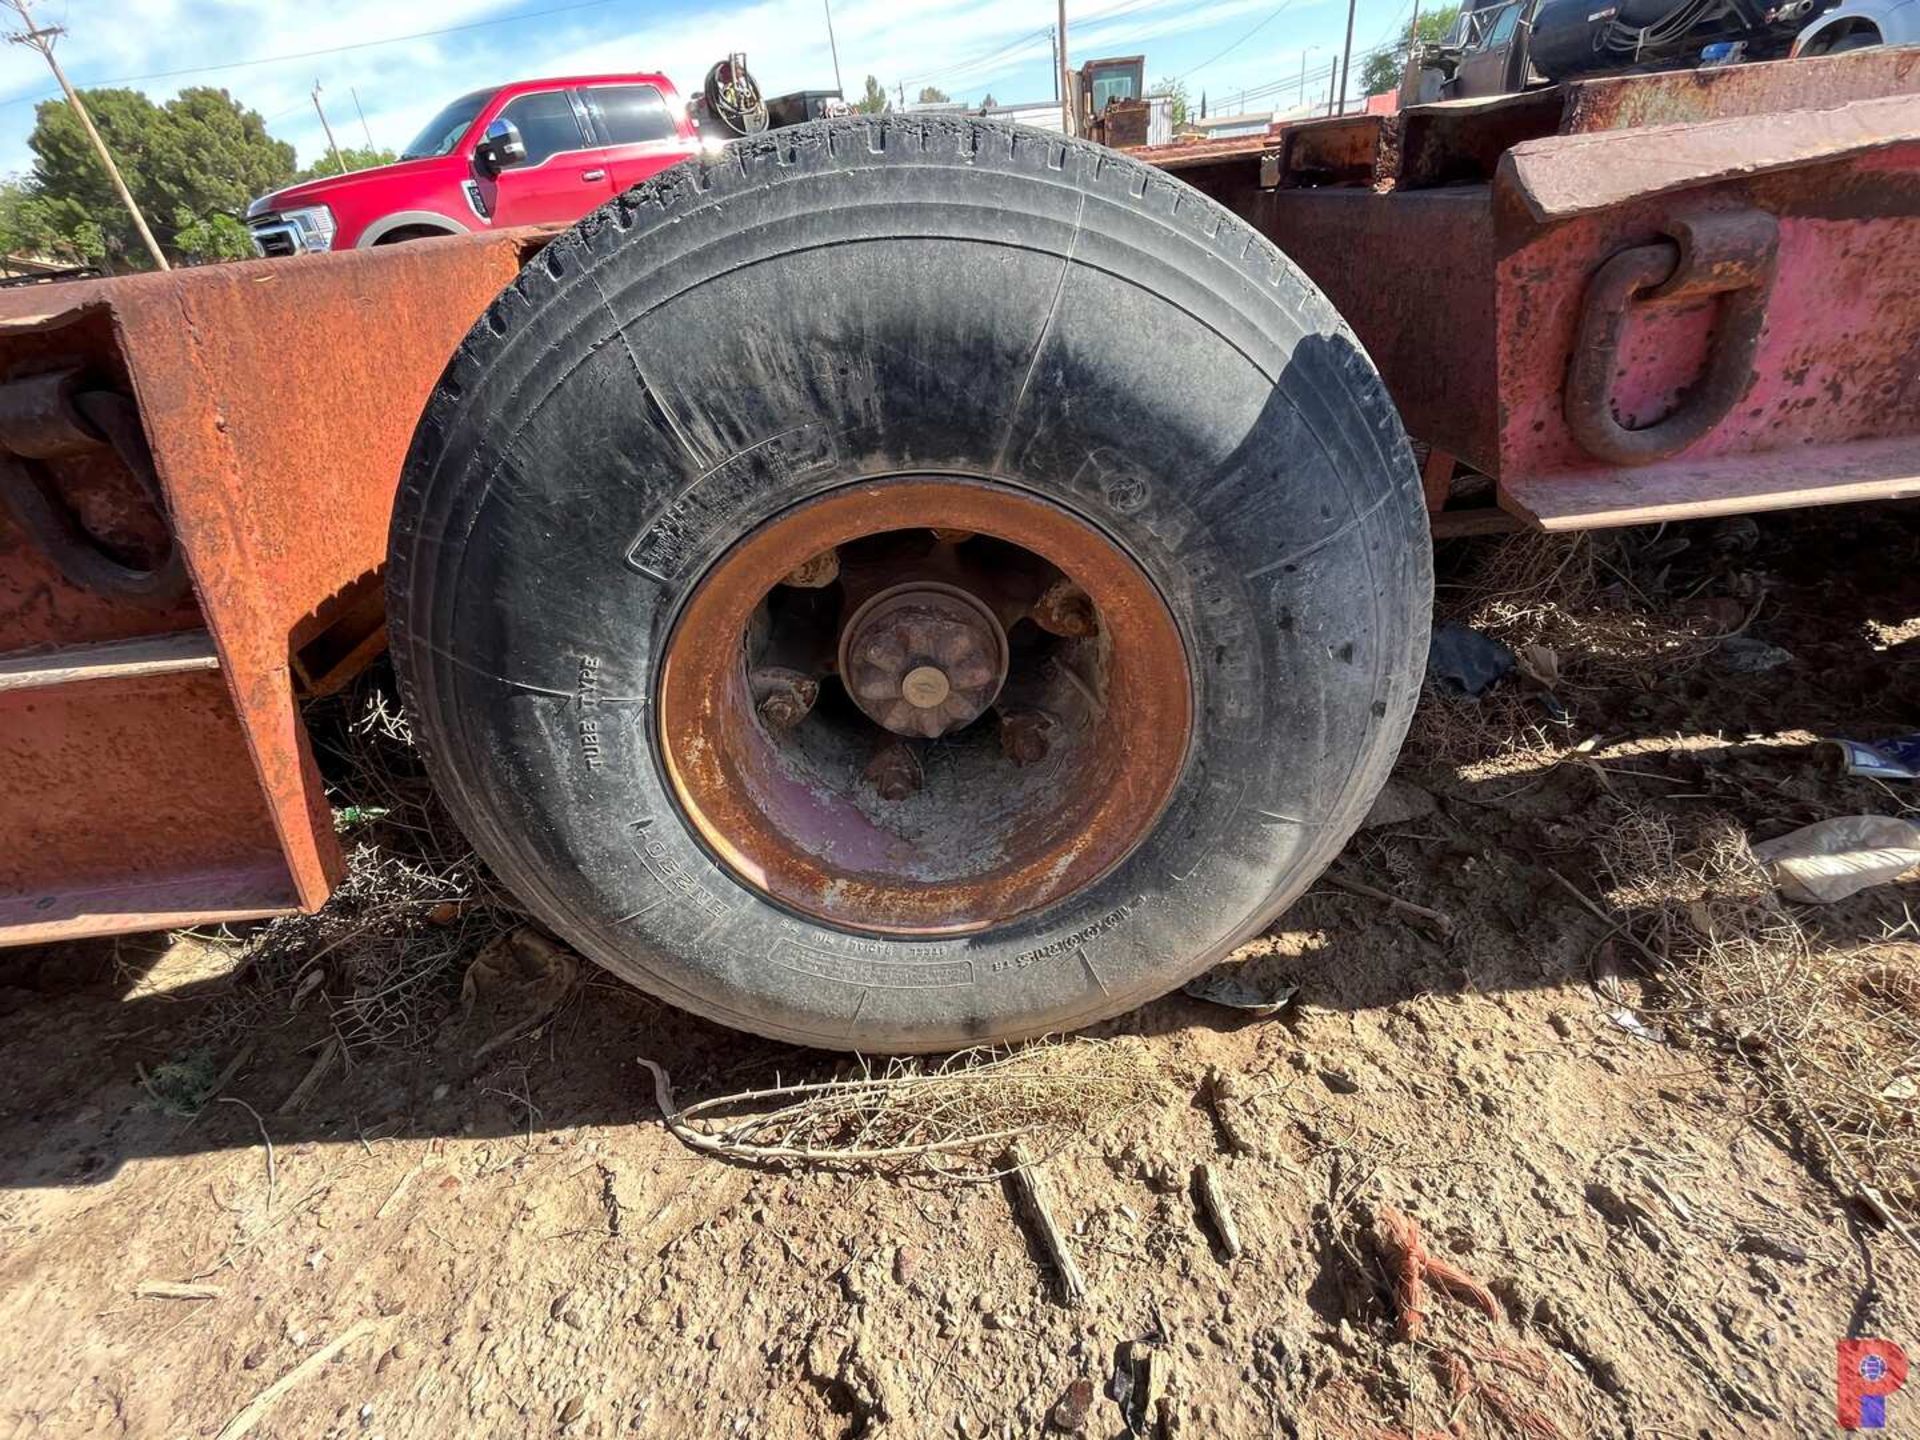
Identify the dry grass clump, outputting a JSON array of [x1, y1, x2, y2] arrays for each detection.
[[1594, 803, 1920, 1216], [1407, 527, 1758, 772], [195, 668, 521, 1060], [637, 1039, 1162, 1173]]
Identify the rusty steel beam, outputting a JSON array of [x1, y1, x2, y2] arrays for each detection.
[[0, 230, 541, 944]]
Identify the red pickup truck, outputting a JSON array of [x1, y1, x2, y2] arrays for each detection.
[[247, 73, 704, 255]]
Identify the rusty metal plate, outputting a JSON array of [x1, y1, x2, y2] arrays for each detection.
[[0, 230, 541, 943]]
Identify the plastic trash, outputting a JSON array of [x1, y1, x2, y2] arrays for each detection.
[[1427, 622, 1515, 698], [1182, 970, 1299, 1016], [1750, 816, 1920, 904], [1716, 636, 1793, 674], [1826, 735, 1920, 781]]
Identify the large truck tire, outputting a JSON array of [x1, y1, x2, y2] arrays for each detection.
[[389, 117, 1431, 1052]]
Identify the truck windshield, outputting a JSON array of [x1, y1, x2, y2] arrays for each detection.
[[401, 89, 494, 159]]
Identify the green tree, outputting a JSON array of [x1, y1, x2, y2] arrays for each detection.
[[25, 85, 295, 270], [916, 86, 950, 104], [980, 92, 997, 109], [854, 75, 889, 113], [173, 208, 253, 264], [0, 178, 98, 268], [1152, 76, 1190, 127], [296, 145, 398, 181], [1364, 4, 1461, 95]]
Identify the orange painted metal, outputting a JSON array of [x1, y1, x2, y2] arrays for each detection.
[[0, 231, 541, 943]]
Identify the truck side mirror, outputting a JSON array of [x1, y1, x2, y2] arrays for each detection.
[[476, 118, 528, 174]]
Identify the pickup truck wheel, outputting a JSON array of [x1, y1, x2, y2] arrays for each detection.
[[390, 117, 1431, 1052]]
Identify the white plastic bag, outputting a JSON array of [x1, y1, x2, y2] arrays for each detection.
[[1750, 816, 1920, 904]]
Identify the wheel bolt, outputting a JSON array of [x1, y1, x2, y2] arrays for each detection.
[[1031, 578, 1098, 638], [749, 666, 818, 730], [999, 708, 1056, 766], [864, 739, 923, 800]]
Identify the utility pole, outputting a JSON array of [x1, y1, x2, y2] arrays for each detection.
[[350, 85, 374, 149], [897, 82, 905, 108], [1299, 49, 1308, 105], [1336, 0, 1358, 114], [1050, 27, 1059, 102], [311, 81, 346, 175], [1057, 0, 1072, 136], [3, 0, 168, 270], [822, 0, 844, 98], [1400, 0, 1425, 98]]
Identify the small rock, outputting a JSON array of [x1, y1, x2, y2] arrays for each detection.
[[893, 1246, 917, 1285], [562, 1309, 585, 1330], [1048, 1377, 1094, 1432], [1319, 1070, 1360, 1095], [359, 1402, 374, 1428], [431, 1083, 450, 1101], [1736, 1232, 1809, 1265], [1547, 1012, 1573, 1038], [1362, 778, 1437, 830], [550, 1291, 575, 1321], [557, 1395, 585, 1427], [242, 1342, 268, 1371]]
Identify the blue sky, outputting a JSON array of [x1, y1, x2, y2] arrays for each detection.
[[0, 0, 1421, 179]]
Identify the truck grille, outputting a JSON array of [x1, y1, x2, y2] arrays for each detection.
[[249, 221, 299, 258]]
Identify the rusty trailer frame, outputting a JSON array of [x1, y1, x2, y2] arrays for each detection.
[[1145, 46, 1920, 530], [1, 52, 1918, 943], [0, 232, 539, 945]]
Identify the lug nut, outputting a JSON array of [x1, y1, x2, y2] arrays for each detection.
[[1031, 578, 1098, 638], [864, 739, 923, 800], [749, 666, 818, 730], [999, 708, 1056, 766]]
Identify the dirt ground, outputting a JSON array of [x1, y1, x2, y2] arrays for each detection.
[[3, 501, 1919, 1440]]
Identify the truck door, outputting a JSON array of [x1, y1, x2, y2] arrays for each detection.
[[579, 83, 700, 193], [1451, 0, 1526, 97], [481, 88, 614, 227]]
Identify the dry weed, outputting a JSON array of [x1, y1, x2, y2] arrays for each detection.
[[637, 1039, 1162, 1173], [1594, 803, 1920, 1215], [193, 668, 521, 1061], [1408, 528, 1757, 774]]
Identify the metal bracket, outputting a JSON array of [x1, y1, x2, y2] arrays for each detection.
[[1565, 208, 1779, 466]]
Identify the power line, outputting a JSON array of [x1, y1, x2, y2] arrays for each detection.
[[1174, 0, 1301, 81]]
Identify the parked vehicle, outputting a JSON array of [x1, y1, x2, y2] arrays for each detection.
[[1794, 0, 1918, 52], [246, 72, 703, 255], [1411, 0, 1833, 101]]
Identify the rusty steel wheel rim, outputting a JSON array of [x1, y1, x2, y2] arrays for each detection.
[[656, 477, 1193, 936]]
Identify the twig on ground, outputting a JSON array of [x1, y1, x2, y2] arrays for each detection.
[[278, 1037, 340, 1116], [1324, 874, 1455, 937], [213, 1317, 386, 1440], [135, 1280, 223, 1300], [216, 1096, 276, 1211], [1004, 1141, 1085, 1306], [1194, 1162, 1243, 1259]]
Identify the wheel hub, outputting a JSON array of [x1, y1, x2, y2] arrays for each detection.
[[838, 582, 1009, 739], [655, 478, 1192, 936]]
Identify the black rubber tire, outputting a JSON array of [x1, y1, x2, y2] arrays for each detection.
[[390, 116, 1431, 1053]]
